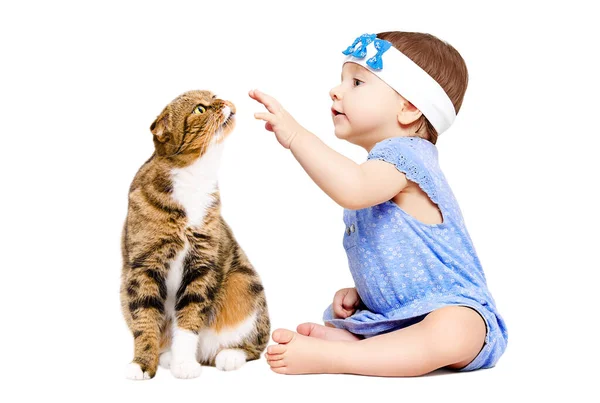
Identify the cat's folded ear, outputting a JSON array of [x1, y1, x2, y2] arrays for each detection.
[[150, 113, 172, 144]]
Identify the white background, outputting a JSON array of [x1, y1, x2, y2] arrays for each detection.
[[1, 0, 598, 401]]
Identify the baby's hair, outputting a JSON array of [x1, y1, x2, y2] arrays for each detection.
[[377, 31, 468, 144]]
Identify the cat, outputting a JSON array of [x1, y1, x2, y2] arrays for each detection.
[[120, 90, 270, 380]]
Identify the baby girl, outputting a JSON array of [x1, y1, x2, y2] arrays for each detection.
[[250, 31, 507, 376]]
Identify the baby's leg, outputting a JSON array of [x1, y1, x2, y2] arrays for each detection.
[[339, 306, 486, 375], [296, 322, 361, 341], [266, 306, 485, 376]]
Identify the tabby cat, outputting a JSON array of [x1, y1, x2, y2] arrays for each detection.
[[120, 90, 270, 380]]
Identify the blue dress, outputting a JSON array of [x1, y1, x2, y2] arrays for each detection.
[[323, 137, 508, 371]]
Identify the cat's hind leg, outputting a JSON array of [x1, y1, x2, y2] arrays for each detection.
[[197, 311, 259, 371], [205, 306, 270, 371], [215, 349, 247, 371], [195, 263, 271, 371]]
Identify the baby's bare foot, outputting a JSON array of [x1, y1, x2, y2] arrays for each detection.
[[296, 322, 360, 341], [265, 328, 349, 375]]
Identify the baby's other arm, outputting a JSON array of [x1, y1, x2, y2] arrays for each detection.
[[333, 287, 362, 319], [250, 89, 407, 209]]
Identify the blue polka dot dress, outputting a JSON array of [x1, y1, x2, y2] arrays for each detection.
[[323, 137, 508, 371]]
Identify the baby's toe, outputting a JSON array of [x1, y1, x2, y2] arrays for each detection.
[[265, 352, 284, 362], [271, 328, 295, 344], [270, 366, 288, 374], [268, 358, 287, 368], [296, 322, 315, 336], [267, 344, 286, 355]]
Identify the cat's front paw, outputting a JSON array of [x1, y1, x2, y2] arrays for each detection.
[[125, 363, 152, 380], [170, 360, 202, 379], [215, 349, 247, 371]]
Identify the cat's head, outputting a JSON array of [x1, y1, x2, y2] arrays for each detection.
[[150, 90, 235, 159]]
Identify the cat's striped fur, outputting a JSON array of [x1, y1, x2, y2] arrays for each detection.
[[121, 90, 270, 379]]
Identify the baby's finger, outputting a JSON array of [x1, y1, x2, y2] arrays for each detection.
[[342, 293, 358, 309], [254, 112, 275, 122], [333, 304, 345, 318], [250, 89, 281, 114], [249, 90, 270, 110], [333, 292, 345, 309], [335, 303, 353, 318], [248, 89, 260, 101]]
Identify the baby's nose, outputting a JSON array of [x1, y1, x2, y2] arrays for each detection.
[[329, 86, 342, 101]]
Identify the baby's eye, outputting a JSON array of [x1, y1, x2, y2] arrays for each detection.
[[353, 79, 364, 87], [192, 105, 206, 114]]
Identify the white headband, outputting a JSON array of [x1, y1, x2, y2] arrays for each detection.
[[342, 33, 456, 135]]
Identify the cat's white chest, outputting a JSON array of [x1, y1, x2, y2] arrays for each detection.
[[170, 142, 224, 227], [165, 142, 224, 317]]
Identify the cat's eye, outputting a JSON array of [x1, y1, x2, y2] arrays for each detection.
[[193, 105, 206, 114]]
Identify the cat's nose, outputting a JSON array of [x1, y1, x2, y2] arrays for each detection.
[[223, 100, 236, 115]]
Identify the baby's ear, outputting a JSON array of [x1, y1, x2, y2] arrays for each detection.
[[150, 113, 172, 143], [397, 101, 423, 126]]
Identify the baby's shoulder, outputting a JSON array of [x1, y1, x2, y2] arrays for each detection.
[[369, 136, 435, 159], [368, 137, 438, 173]]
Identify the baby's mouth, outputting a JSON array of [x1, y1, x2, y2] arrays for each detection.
[[332, 108, 345, 117]]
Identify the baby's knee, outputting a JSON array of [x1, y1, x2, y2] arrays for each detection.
[[424, 306, 486, 359]]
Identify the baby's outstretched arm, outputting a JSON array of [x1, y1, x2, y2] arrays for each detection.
[[250, 89, 407, 209]]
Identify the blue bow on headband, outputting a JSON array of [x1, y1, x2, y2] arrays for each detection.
[[342, 33, 392, 70]]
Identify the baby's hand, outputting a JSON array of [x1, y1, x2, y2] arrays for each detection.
[[249, 89, 305, 149], [333, 287, 361, 319]]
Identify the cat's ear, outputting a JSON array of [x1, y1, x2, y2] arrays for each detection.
[[150, 113, 172, 144]]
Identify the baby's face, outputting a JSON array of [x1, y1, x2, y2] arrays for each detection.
[[330, 63, 407, 146]]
